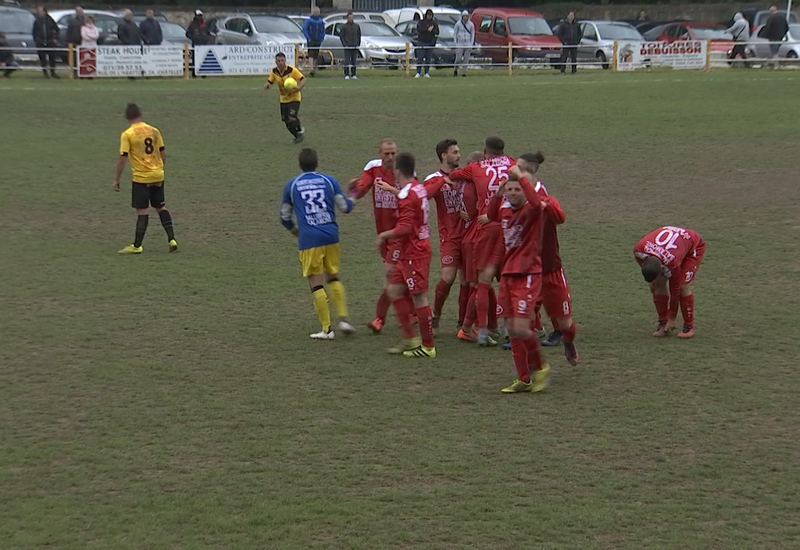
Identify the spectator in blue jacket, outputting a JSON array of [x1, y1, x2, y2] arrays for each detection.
[[303, 7, 326, 77]]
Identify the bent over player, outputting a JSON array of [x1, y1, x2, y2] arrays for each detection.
[[634, 226, 705, 338], [281, 148, 355, 339], [113, 103, 177, 254]]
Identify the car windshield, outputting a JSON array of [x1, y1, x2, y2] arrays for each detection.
[[0, 10, 35, 33], [435, 14, 458, 24], [161, 22, 186, 40], [789, 24, 800, 39], [508, 17, 553, 36], [251, 16, 302, 34], [360, 22, 399, 36], [691, 27, 731, 40], [597, 23, 642, 40], [438, 23, 455, 39]]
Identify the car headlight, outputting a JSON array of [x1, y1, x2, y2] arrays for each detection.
[[363, 39, 377, 48]]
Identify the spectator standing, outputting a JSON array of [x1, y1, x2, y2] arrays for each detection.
[[415, 9, 439, 78], [67, 6, 85, 77], [453, 10, 475, 77], [0, 32, 20, 78], [118, 10, 142, 45], [339, 12, 361, 80], [33, 6, 60, 78], [556, 12, 582, 74], [763, 5, 789, 66], [187, 10, 215, 46], [726, 12, 750, 67], [140, 9, 163, 46], [302, 6, 325, 77], [81, 15, 99, 46]]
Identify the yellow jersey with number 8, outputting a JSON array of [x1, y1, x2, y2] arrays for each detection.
[[120, 121, 165, 184]]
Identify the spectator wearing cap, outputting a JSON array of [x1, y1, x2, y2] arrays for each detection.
[[453, 10, 475, 77], [187, 10, 215, 46]]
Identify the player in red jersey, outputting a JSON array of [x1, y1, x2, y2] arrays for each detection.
[[455, 151, 485, 340], [447, 136, 514, 347], [517, 152, 579, 365], [487, 164, 550, 393], [423, 139, 467, 331], [634, 226, 705, 338], [375, 153, 436, 358], [349, 139, 414, 333]]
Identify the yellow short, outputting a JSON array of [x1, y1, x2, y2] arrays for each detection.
[[298, 244, 340, 278]]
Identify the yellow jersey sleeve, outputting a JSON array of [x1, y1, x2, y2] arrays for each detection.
[[120, 131, 131, 155], [291, 67, 304, 81], [267, 71, 277, 83]]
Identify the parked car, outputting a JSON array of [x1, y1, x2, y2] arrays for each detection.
[[383, 7, 461, 26], [160, 21, 190, 46], [749, 23, 800, 59], [50, 9, 123, 47], [212, 14, 306, 49], [287, 15, 308, 27], [471, 8, 561, 64], [322, 19, 410, 68], [395, 20, 460, 67], [324, 12, 392, 25], [0, 5, 36, 61], [644, 21, 734, 56], [753, 9, 798, 31], [130, 12, 169, 23], [578, 20, 644, 69]]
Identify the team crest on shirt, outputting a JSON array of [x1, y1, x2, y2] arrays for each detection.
[[442, 255, 454, 265]]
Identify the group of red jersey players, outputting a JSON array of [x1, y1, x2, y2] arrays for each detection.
[[348, 136, 706, 393]]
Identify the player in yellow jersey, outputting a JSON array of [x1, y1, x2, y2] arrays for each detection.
[[264, 52, 306, 143], [112, 103, 177, 255]]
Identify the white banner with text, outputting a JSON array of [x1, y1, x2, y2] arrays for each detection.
[[616, 41, 708, 71], [193, 45, 297, 76], [78, 45, 184, 78]]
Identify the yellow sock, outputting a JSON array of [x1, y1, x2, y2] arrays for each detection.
[[312, 287, 331, 332], [327, 280, 349, 319]]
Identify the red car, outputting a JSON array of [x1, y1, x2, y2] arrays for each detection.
[[471, 8, 562, 64], [644, 22, 734, 54]]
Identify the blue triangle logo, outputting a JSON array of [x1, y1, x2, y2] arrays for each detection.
[[199, 50, 223, 74]]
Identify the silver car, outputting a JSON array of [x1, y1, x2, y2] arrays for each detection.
[[322, 20, 411, 67], [749, 23, 800, 60], [213, 14, 306, 49], [578, 20, 644, 69]]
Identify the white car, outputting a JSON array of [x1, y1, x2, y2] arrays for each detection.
[[211, 14, 306, 49], [749, 23, 800, 60], [382, 7, 462, 26], [578, 20, 645, 69], [323, 12, 393, 25]]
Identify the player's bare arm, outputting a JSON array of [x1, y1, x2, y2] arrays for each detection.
[[112, 154, 127, 191], [376, 181, 400, 196]]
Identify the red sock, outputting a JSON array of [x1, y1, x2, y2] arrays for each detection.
[[457, 285, 470, 325], [392, 297, 416, 339], [510, 337, 531, 383], [526, 333, 544, 372], [680, 294, 695, 326], [561, 321, 576, 343], [488, 287, 498, 331], [463, 287, 477, 329], [433, 279, 452, 318], [416, 305, 434, 348], [653, 294, 669, 322], [376, 290, 391, 322], [476, 282, 491, 330]]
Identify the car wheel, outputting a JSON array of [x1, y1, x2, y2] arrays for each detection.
[[787, 51, 798, 59], [596, 51, 608, 70]]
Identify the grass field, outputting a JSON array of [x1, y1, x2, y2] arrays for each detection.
[[2, 69, 800, 549]]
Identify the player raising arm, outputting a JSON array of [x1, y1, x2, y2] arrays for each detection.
[[281, 148, 355, 339], [113, 103, 177, 255], [634, 226, 705, 338], [487, 165, 549, 393], [375, 153, 436, 358]]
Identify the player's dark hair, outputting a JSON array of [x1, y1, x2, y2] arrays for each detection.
[[485, 136, 505, 155], [276, 52, 286, 59], [298, 148, 318, 172], [641, 256, 662, 282], [125, 103, 142, 120], [395, 153, 415, 178], [435, 139, 458, 163], [346, 11, 353, 16], [519, 151, 546, 166]]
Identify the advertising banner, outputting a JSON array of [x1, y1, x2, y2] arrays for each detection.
[[193, 44, 296, 76], [617, 41, 707, 71], [78, 45, 184, 78]]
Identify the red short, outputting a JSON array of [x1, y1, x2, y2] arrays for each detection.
[[499, 274, 542, 319], [541, 268, 572, 320], [439, 238, 462, 270], [390, 257, 431, 294], [380, 239, 400, 264], [461, 240, 478, 284], [680, 240, 705, 284], [475, 225, 505, 272]]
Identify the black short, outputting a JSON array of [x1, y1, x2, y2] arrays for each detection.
[[307, 43, 321, 59], [132, 181, 165, 209], [280, 101, 301, 122]]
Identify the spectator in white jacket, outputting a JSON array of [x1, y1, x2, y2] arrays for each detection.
[[453, 10, 475, 76], [726, 12, 750, 67], [81, 16, 99, 47]]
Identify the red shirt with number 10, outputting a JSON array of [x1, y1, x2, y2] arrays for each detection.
[[394, 181, 432, 261], [634, 226, 703, 276]]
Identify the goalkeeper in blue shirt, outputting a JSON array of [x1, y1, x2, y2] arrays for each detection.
[[281, 148, 355, 340]]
